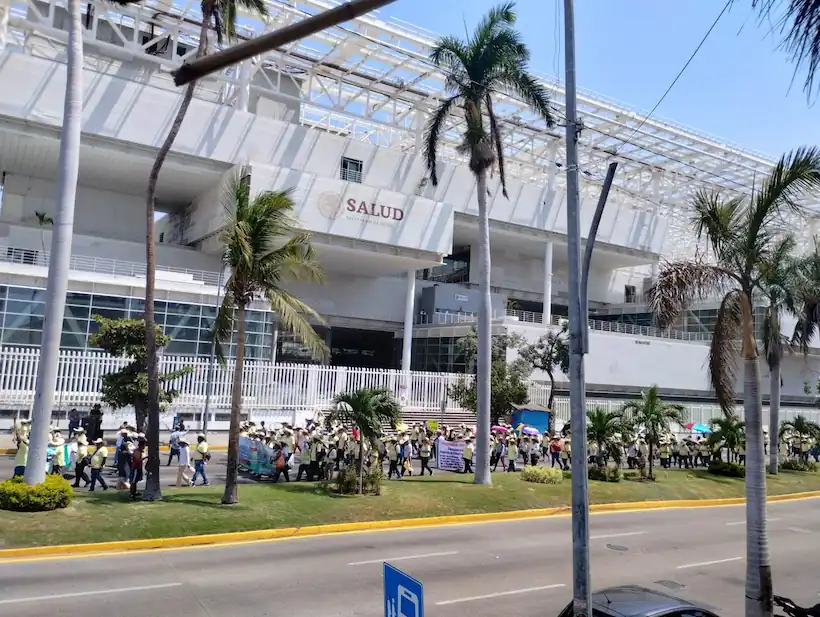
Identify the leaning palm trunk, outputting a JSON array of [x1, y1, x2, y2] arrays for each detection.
[[768, 360, 780, 474], [473, 167, 492, 485], [142, 18, 209, 501], [222, 303, 246, 505], [358, 441, 364, 495], [24, 0, 83, 486]]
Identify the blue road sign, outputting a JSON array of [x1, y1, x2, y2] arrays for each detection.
[[384, 562, 424, 617]]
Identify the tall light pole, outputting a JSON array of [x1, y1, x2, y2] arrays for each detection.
[[563, 1, 591, 615], [202, 263, 227, 434]]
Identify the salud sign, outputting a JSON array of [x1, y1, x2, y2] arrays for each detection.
[[384, 563, 423, 617]]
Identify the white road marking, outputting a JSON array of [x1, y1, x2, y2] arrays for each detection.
[[590, 531, 647, 540], [677, 557, 743, 570], [436, 584, 566, 605], [348, 550, 458, 566], [0, 583, 183, 605], [726, 518, 781, 526]]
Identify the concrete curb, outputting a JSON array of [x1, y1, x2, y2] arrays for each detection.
[[1, 489, 819, 560], [0, 446, 229, 455]]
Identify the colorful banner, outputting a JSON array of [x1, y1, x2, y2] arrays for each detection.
[[239, 436, 274, 477], [436, 440, 466, 472]]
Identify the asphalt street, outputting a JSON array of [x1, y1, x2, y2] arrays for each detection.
[[1, 498, 818, 617]]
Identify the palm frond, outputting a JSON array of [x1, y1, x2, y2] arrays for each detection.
[[267, 289, 327, 361], [429, 36, 472, 93], [647, 258, 735, 329], [329, 388, 402, 444], [424, 96, 459, 187], [470, 1, 517, 51], [485, 94, 508, 198], [710, 290, 742, 415], [212, 296, 236, 364], [495, 65, 555, 127], [690, 189, 743, 258], [753, 0, 820, 97]]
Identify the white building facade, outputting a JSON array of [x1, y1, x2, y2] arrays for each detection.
[[0, 0, 818, 429]]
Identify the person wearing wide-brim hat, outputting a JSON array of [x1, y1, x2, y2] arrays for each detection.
[[175, 437, 192, 487], [386, 436, 401, 480], [88, 438, 109, 491], [72, 430, 91, 488]]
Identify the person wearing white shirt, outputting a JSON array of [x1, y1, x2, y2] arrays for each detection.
[[176, 439, 192, 487]]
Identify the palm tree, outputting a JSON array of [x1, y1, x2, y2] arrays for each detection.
[[647, 147, 820, 617], [325, 388, 402, 494], [141, 0, 266, 502], [752, 1, 820, 97], [621, 386, 685, 480], [214, 174, 327, 504], [586, 407, 625, 467], [424, 1, 554, 485], [708, 416, 746, 463], [24, 0, 136, 487], [758, 236, 799, 474]]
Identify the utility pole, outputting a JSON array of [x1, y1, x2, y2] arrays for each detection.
[[563, 1, 591, 615], [202, 263, 227, 434]]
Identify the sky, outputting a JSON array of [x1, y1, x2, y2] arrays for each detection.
[[378, 0, 817, 159]]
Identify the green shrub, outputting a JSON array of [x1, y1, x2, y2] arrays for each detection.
[[332, 466, 383, 495], [0, 475, 73, 512], [708, 460, 746, 478], [520, 465, 564, 485], [588, 466, 621, 482], [780, 458, 818, 473]]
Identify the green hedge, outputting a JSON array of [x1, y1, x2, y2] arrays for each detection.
[[708, 460, 746, 478], [780, 459, 818, 473], [588, 466, 621, 483], [0, 475, 74, 512], [520, 465, 564, 485]]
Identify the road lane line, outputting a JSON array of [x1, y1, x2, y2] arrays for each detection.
[[590, 531, 647, 540], [0, 583, 183, 605], [348, 550, 458, 566], [726, 518, 781, 526], [436, 584, 565, 605], [676, 557, 742, 570]]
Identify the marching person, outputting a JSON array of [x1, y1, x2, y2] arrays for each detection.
[[176, 438, 192, 487], [49, 431, 66, 477], [387, 437, 401, 479], [89, 438, 109, 491], [191, 433, 210, 486], [419, 437, 433, 476], [72, 430, 91, 487], [462, 438, 474, 474], [12, 430, 28, 478]]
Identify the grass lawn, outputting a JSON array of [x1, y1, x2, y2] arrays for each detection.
[[1, 469, 819, 549]]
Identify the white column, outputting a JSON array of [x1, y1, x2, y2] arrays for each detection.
[[401, 271, 416, 373], [543, 241, 553, 325], [0, 0, 10, 53], [270, 323, 279, 363], [237, 60, 251, 112]]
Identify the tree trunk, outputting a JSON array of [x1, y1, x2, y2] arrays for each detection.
[[358, 440, 364, 495], [547, 371, 556, 433], [597, 440, 604, 467], [743, 358, 772, 615], [142, 18, 209, 502], [222, 302, 246, 505], [25, 0, 83, 486], [473, 168, 492, 486], [648, 442, 654, 480], [768, 359, 780, 475]]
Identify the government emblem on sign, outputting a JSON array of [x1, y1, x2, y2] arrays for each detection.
[[317, 192, 343, 219]]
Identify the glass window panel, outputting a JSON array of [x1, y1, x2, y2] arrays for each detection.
[[64, 304, 90, 320], [62, 318, 89, 334], [245, 333, 266, 347], [200, 317, 215, 331], [65, 293, 91, 306], [88, 319, 101, 335], [154, 301, 167, 313], [165, 340, 198, 355], [245, 320, 265, 334], [165, 313, 200, 328], [164, 326, 200, 341], [246, 310, 267, 322], [7, 287, 46, 303], [6, 300, 45, 316], [201, 306, 217, 319], [2, 329, 42, 345], [60, 331, 86, 348], [197, 342, 214, 356], [4, 314, 44, 330], [91, 295, 127, 310], [165, 302, 201, 316], [128, 298, 145, 315], [91, 308, 127, 321]]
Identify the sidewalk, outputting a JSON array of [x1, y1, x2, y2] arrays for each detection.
[[0, 431, 230, 453]]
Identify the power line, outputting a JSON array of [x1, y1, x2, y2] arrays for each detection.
[[613, 0, 732, 156]]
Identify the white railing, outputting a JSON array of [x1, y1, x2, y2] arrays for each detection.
[[417, 309, 712, 343], [0, 245, 223, 286]]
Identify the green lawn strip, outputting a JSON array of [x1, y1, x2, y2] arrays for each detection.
[[1, 470, 819, 549]]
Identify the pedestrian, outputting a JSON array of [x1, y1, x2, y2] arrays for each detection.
[[67, 408, 80, 438], [549, 436, 562, 468], [130, 436, 146, 499], [176, 438, 192, 487], [462, 438, 474, 474], [191, 433, 211, 486], [560, 437, 571, 471], [507, 437, 518, 473], [89, 438, 109, 491], [271, 440, 290, 483], [49, 431, 66, 476], [72, 430, 91, 488], [387, 438, 400, 479], [167, 424, 186, 466], [492, 439, 506, 472], [419, 437, 433, 475], [12, 431, 28, 478]]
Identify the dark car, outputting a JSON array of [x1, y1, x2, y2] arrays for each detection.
[[557, 585, 720, 617]]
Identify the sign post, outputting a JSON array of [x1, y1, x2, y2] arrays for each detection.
[[384, 563, 423, 617]]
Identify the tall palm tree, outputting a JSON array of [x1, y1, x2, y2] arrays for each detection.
[[214, 174, 327, 504], [621, 386, 685, 480], [325, 388, 402, 494], [752, 1, 820, 97], [758, 236, 799, 474], [781, 413, 820, 445], [142, 0, 266, 502], [24, 0, 136, 487], [586, 407, 626, 467], [647, 147, 820, 617], [424, 1, 554, 485], [708, 415, 746, 463]]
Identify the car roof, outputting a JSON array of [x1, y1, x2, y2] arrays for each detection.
[[590, 585, 706, 617]]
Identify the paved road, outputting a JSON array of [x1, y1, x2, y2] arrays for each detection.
[[1, 498, 818, 617]]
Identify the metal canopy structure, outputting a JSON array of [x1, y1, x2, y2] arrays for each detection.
[[3, 0, 816, 258]]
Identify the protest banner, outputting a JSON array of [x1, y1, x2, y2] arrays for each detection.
[[436, 440, 466, 472]]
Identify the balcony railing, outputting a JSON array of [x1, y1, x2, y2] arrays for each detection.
[[0, 245, 223, 287], [416, 308, 713, 343]]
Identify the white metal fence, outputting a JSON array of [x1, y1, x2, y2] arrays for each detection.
[[0, 347, 816, 431]]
